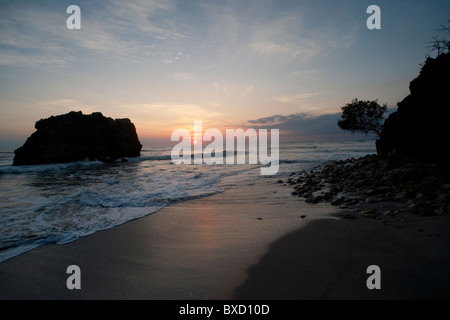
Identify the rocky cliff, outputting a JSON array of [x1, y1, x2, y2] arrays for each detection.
[[376, 53, 450, 166], [13, 111, 142, 165]]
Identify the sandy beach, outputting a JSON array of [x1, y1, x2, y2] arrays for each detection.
[[0, 175, 335, 299], [235, 210, 450, 299], [1, 174, 450, 300]]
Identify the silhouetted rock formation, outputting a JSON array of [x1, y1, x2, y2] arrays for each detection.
[[376, 53, 450, 166], [13, 111, 142, 165]]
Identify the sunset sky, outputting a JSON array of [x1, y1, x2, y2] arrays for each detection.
[[1, 0, 449, 148]]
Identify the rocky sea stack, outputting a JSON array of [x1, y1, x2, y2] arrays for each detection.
[[13, 111, 142, 165], [376, 52, 450, 166]]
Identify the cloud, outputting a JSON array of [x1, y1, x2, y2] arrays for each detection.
[[244, 112, 370, 141], [0, 1, 360, 69], [172, 72, 195, 81], [289, 69, 319, 77], [103, 0, 187, 43], [276, 93, 319, 104], [212, 81, 254, 97], [195, 1, 359, 65], [0, 0, 186, 68], [0, 5, 75, 68], [248, 13, 322, 62]]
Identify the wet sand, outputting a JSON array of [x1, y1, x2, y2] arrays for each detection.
[[0, 177, 336, 299], [234, 212, 450, 299], [1, 175, 450, 300]]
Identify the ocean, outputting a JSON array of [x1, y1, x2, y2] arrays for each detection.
[[0, 140, 376, 263]]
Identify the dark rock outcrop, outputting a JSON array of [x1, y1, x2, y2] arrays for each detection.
[[13, 111, 142, 165], [376, 53, 450, 166], [288, 54, 450, 217]]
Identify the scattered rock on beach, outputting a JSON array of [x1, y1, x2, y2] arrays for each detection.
[[290, 154, 450, 216], [382, 210, 392, 216], [359, 208, 377, 219]]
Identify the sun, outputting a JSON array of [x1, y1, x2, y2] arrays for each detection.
[[193, 140, 197, 144]]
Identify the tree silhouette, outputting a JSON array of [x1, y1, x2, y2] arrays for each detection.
[[427, 20, 450, 56], [337, 98, 387, 137]]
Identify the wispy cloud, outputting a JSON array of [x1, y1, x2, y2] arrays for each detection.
[[172, 72, 196, 81], [0, 0, 186, 68], [248, 12, 320, 62], [196, 1, 359, 64], [244, 112, 350, 140], [244, 110, 386, 141], [247, 113, 315, 126], [212, 81, 254, 96], [0, 6, 75, 68], [289, 69, 319, 77], [276, 93, 319, 104], [0, 1, 359, 69]]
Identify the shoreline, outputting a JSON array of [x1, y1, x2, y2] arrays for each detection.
[[1, 158, 449, 300], [0, 174, 337, 299]]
